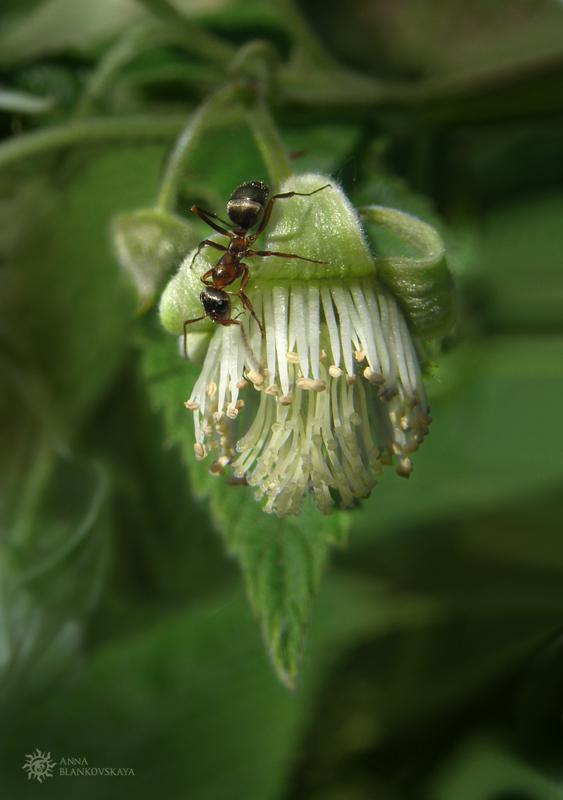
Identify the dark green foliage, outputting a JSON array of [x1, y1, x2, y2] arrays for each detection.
[[0, 1, 562, 797]]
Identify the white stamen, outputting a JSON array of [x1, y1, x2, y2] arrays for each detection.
[[376, 291, 398, 387], [350, 283, 381, 374], [248, 290, 263, 360], [387, 296, 413, 397], [291, 285, 310, 378], [363, 281, 391, 377], [330, 284, 355, 377], [185, 276, 429, 516], [321, 285, 341, 368], [307, 284, 321, 379], [263, 290, 277, 391], [273, 285, 290, 396], [216, 325, 232, 418]]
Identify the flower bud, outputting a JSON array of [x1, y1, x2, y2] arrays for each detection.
[[257, 173, 375, 282], [159, 173, 455, 515], [113, 208, 198, 313], [159, 244, 216, 336]]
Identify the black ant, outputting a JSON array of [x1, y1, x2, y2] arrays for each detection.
[[183, 180, 331, 345]]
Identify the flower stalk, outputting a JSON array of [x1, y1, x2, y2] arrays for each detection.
[[245, 97, 292, 186], [75, 21, 230, 117], [156, 83, 241, 213]]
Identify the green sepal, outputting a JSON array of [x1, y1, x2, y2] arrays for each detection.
[[158, 244, 216, 338], [258, 172, 375, 283], [113, 208, 198, 313], [360, 205, 456, 338]]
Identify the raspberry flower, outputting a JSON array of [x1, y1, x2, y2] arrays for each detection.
[[159, 173, 454, 516]]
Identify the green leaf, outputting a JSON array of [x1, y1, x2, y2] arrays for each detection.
[[0, 145, 168, 446], [429, 736, 559, 800], [350, 336, 563, 545], [113, 207, 199, 313], [477, 190, 563, 332], [0, 453, 110, 699], [138, 320, 350, 687], [0, 569, 433, 799], [305, 0, 563, 83], [82, 359, 237, 618], [0, 87, 54, 114], [293, 492, 563, 798], [0, 143, 174, 692], [0, 0, 46, 32], [210, 490, 349, 689], [2, 561, 447, 796], [0, 593, 308, 800], [0, 0, 148, 65]]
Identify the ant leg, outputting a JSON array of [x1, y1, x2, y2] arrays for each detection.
[[238, 293, 263, 338], [189, 239, 228, 269], [215, 318, 241, 327], [200, 268, 215, 286], [237, 262, 251, 295], [226, 290, 264, 339], [231, 264, 264, 338], [250, 184, 331, 239], [183, 314, 207, 358], [216, 317, 259, 371], [271, 184, 331, 201], [191, 206, 233, 237], [251, 249, 330, 265]]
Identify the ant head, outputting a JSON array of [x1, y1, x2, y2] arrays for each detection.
[[200, 286, 231, 321], [226, 181, 269, 229]]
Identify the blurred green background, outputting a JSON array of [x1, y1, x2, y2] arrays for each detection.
[[1, 0, 562, 798]]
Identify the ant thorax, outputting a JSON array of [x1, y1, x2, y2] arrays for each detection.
[[226, 238, 248, 255]]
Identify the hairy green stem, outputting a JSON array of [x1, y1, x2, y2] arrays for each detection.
[[0, 115, 188, 172], [227, 39, 291, 184], [229, 40, 278, 93], [156, 83, 240, 212], [16, 464, 108, 587], [274, 0, 338, 70], [9, 446, 54, 549], [76, 22, 228, 117], [134, 0, 235, 61], [0, 87, 54, 115], [246, 97, 292, 186]]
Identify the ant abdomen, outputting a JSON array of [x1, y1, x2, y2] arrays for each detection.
[[226, 181, 269, 229]]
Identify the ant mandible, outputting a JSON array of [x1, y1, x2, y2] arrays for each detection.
[[184, 180, 331, 341]]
